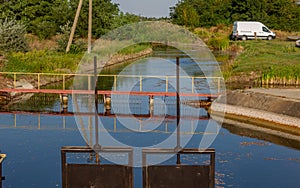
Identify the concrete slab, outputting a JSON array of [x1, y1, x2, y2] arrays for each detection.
[[247, 88, 300, 101]]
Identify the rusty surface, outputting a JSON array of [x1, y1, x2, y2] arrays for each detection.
[[66, 164, 133, 188], [61, 146, 133, 188], [142, 148, 215, 188], [0, 88, 219, 98], [144, 165, 210, 188]]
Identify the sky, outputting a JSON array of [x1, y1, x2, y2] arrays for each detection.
[[111, 0, 180, 18]]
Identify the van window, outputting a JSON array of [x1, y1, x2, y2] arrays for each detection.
[[262, 27, 271, 33]]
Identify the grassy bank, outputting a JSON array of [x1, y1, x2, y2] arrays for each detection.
[[192, 25, 300, 87], [225, 40, 300, 86], [0, 39, 151, 74], [1, 50, 83, 73]]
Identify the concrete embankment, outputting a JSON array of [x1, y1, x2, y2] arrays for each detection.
[[105, 48, 153, 67], [210, 88, 300, 134]]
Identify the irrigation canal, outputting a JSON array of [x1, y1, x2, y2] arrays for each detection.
[[0, 48, 299, 188]]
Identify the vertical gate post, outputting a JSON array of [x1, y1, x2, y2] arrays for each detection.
[[0, 154, 6, 188]]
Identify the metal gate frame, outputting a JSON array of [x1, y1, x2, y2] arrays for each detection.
[[142, 148, 215, 188], [0, 154, 6, 188], [61, 146, 133, 188]]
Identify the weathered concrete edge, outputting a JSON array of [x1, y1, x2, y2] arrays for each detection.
[[210, 102, 300, 135], [105, 48, 153, 67]]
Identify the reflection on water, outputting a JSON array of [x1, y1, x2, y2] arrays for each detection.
[[1, 109, 300, 187]]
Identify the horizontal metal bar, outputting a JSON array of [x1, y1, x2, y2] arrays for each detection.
[[142, 148, 215, 155], [0, 71, 223, 79], [61, 146, 133, 153]]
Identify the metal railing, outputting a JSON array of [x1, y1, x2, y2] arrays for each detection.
[[0, 72, 223, 94]]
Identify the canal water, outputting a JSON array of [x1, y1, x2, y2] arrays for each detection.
[[0, 48, 300, 188]]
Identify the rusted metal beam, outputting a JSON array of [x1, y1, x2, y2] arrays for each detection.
[[0, 88, 220, 98]]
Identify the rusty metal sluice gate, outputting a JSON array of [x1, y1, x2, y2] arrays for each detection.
[[61, 146, 215, 188]]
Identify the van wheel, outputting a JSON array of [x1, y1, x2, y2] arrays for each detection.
[[267, 36, 273, 40], [241, 36, 247, 41]]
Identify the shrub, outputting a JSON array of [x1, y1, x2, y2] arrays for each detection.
[[56, 21, 87, 54], [207, 37, 230, 51], [0, 17, 28, 52]]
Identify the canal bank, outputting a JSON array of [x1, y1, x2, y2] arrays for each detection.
[[210, 88, 300, 134], [0, 48, 153, 106]]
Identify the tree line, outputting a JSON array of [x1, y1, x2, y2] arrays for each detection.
[[0, 0, 142, 39], [170, 0, 300, 31]]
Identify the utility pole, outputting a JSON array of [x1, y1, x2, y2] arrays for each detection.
[[66, 0, 93, 54], [88, 0, 92, 53]]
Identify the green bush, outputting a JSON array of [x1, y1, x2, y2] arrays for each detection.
[[56, 21, 87, 54], [0, 17, 28, 52], [56, 21, 72, 52], [31, 19, 57, 40], [207, 37, 230, 51]]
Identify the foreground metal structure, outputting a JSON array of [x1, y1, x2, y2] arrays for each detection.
[[142, 148, 215, 188], [0, 154, 6, 188], [61, 146, 215, 188], [61, 146, 133, 188]]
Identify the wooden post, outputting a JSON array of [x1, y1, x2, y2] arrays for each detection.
[[88, 0, 92, 53], [66, 0, 83, 53]]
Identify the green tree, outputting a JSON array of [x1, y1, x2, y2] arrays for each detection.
[[170, 2, 200, 27], [68, 0, 120, 38], [264, 0, 300, 31], [0, 0, 58, 39], [171, 0, 232, 27], [0, 0, 124, 39], [171, 0, 300, 32]]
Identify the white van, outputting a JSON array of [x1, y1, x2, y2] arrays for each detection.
[[231, 21, 276, 41]]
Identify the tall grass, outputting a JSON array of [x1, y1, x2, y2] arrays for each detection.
[[230, 40, 300, 86], [194, 25, 232, 51], [1, 50, 83, 73], [118, 43, 152, 55]]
